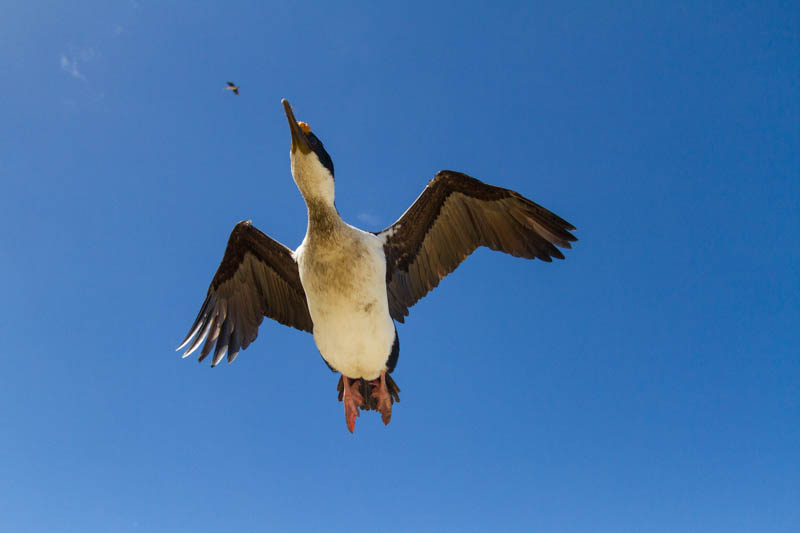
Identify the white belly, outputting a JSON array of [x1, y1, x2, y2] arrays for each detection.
[[295, 226, 395, 380]]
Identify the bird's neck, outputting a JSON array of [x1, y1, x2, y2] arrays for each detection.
[[306, 198, 341, 237], [292, 159, 335, 205], [291, 157, 340, 236]]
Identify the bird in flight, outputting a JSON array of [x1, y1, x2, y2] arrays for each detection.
[[224, 81, 239, 95], [178, 99, 577, 433]]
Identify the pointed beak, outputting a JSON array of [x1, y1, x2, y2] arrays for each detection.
[[282, 99, 311, 154]]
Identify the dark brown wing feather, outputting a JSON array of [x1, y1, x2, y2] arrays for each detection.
[[177, 220, 313, 366], [377, 170, 577, 322]]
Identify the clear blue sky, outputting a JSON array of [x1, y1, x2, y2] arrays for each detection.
[[1, 2, 798, 531]]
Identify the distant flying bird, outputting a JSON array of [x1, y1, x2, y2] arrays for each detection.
[[224, 81, 239, 95], [178, 99, 577, 433]]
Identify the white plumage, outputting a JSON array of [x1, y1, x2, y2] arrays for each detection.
[[295, 224, 395, 380]]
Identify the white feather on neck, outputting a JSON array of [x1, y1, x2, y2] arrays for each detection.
[[291, 150, 335, 208]]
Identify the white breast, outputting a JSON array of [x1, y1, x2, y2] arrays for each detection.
[[294, 224, 396, 380]]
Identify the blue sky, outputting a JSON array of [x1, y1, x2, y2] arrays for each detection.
[[1, 1, 798, 531]]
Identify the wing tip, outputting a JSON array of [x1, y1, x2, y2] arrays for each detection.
[[176, 324, 201, 351], [176, 338, 193, 352]]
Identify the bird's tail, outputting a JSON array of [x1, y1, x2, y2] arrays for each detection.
[[336, 374, 401, 410]]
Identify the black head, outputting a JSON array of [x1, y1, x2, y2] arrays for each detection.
[[282, 99, 334, 178], [304, 130, 334, 178]]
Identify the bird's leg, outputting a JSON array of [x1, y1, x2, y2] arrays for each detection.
[[370, 370, 393, 425], [342, 375, 363, 433]]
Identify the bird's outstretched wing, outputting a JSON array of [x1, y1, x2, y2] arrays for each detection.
[[376, 170, 577, 322], [177, 220, 313, 366]]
